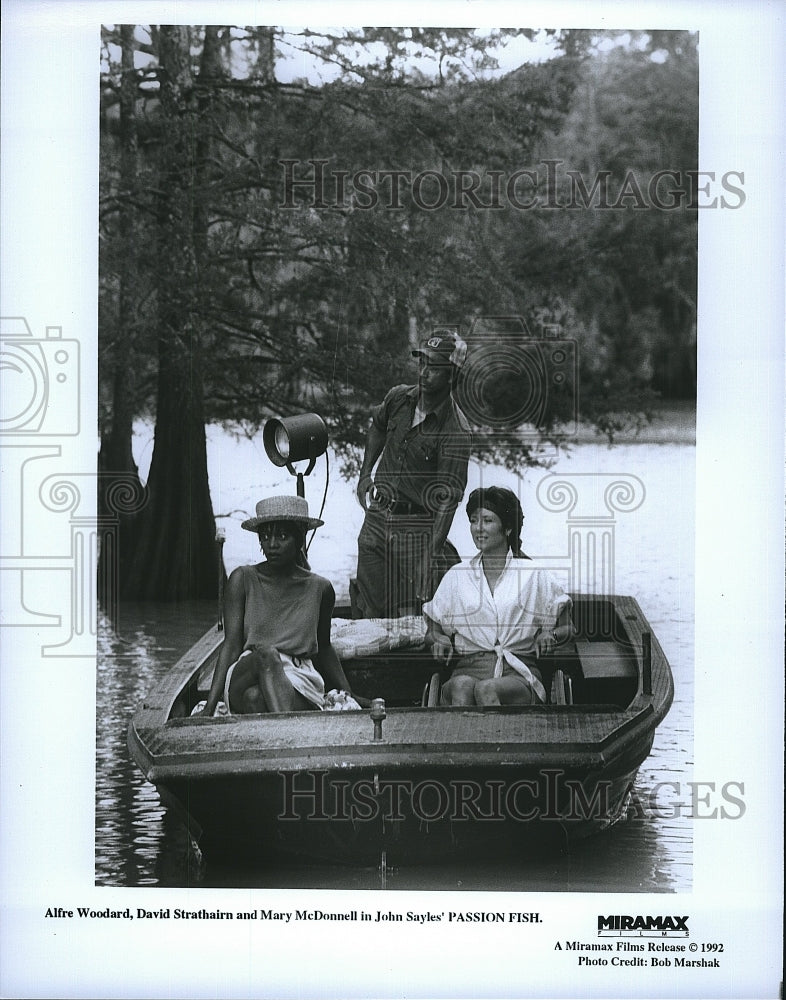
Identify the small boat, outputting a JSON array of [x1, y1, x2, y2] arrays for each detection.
[[127, 594, 673, 865]]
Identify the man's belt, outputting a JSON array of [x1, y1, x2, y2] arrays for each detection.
[[384, 498, 428, 516]]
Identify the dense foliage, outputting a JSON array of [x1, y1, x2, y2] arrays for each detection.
[[98, 26, 697, 598]]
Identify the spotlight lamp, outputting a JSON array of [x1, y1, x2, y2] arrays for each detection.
[[263, 413, 328, 497]]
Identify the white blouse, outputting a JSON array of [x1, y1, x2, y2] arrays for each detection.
[[423, 551, 570, 699]]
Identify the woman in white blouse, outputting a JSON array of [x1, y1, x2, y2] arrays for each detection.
[[422, 486, 574, 706]]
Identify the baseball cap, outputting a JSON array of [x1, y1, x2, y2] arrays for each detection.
[[412, 330, 467, 368]]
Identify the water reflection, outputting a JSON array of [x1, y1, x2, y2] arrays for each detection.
[[97, 442, 694, 892], [97, 601, 692, 893], [96, 601, 216, 888]]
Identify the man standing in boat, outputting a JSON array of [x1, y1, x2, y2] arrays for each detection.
[[354, 329, 471, 618]]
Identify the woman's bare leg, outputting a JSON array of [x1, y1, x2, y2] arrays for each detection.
[[440, 674, 477, 705], [474, 676, 536, 706], [240, 685, 268, 713], [228, 647, 312, 713]]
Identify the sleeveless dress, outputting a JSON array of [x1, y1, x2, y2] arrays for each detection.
[[224, 563, 333, 710]]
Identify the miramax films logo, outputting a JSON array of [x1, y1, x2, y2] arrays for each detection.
[[598, 915, 689, 937]]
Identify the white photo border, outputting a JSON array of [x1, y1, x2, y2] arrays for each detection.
[[1, 2, 783, 998]]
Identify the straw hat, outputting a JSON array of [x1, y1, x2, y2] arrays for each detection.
[[241, 495, 324, 532]]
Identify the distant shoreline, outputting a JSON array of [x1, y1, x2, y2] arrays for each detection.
[[571, 401, 695, 445]]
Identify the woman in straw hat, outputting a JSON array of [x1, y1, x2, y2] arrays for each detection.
[[199, 495, 361, 715], [422, 486, 574, 706]]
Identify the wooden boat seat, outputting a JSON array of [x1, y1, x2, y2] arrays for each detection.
[[573, 639, 638, 706], [550, 668, 573, 705], [422, 672, 441, 707]]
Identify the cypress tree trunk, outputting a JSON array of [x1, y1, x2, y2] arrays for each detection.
[[98, 25, 143, 611], [102, 24, 140, 479], [119, 25, 219, 600]]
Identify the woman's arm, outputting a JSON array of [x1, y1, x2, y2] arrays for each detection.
[[201, 568, 246, 715], [553, 601, 575, 643], [424, 612, 454, 668], [535, 599, 575, 658], [313, 584, 369, 706]]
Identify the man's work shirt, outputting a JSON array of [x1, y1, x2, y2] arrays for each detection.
[[371, 384, 471, 514]]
